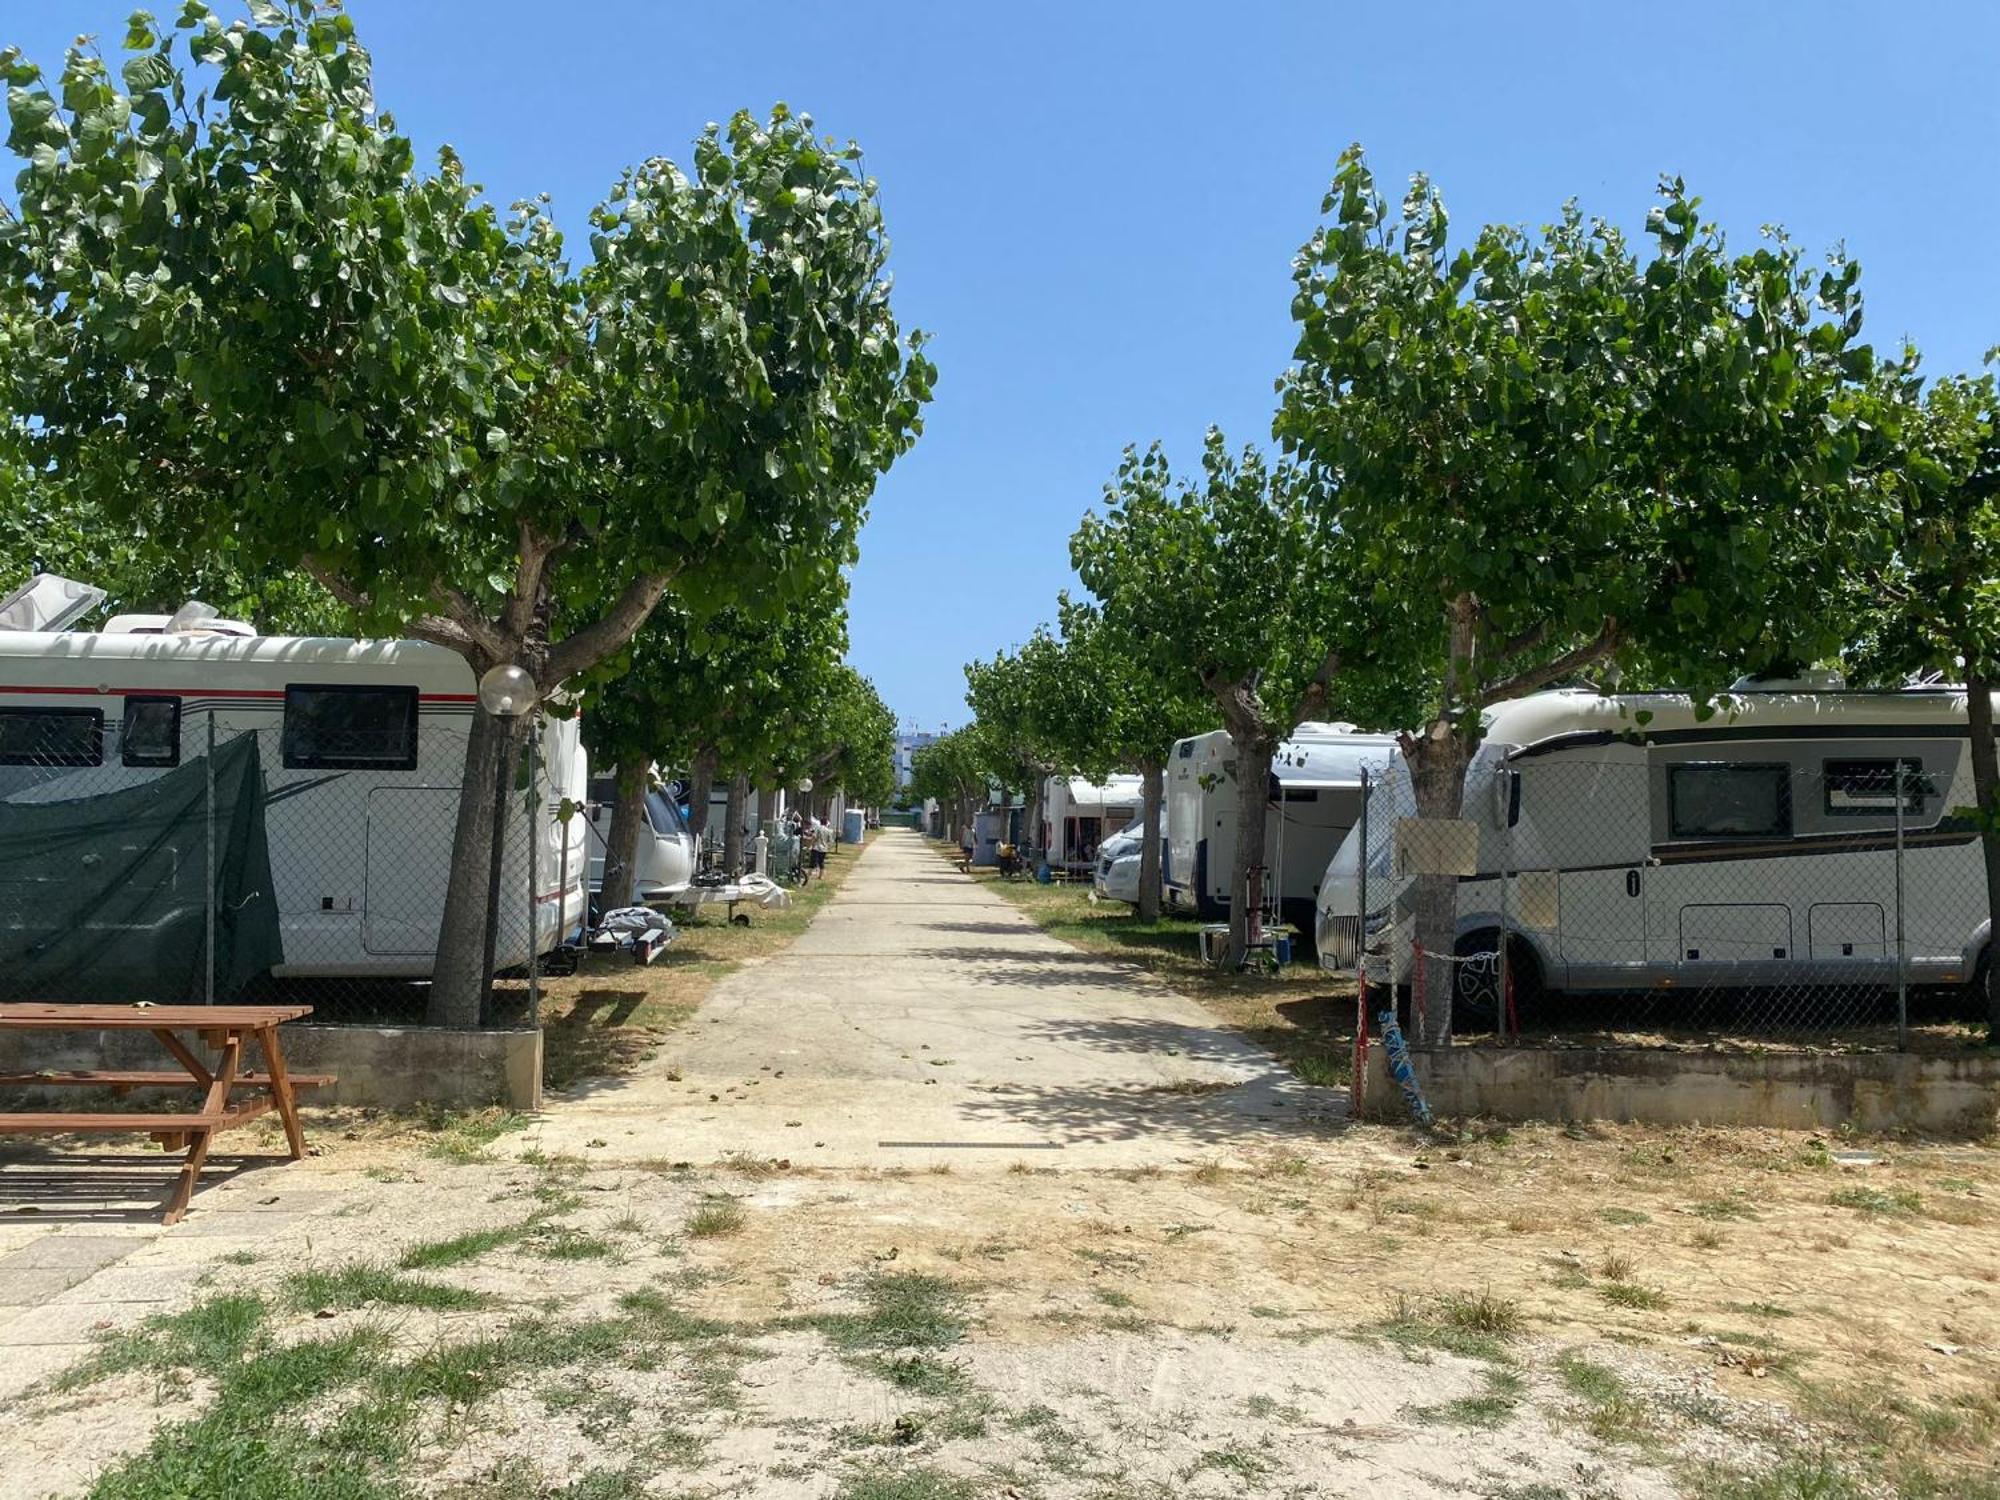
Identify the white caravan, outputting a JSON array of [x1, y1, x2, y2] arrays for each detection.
[[1315, 684, 1996, 1017], [583, 767, 696, 903], [1041, 773, 1142, 871], [0, 604, 586, 979], [1164, 724, 1400, 935]]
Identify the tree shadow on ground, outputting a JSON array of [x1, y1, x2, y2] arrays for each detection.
[[954, 1072, 1345, 1147], [0, 1150, 262, 1224], [538, 986, 665, 1093]]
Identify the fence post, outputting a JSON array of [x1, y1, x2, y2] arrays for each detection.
[[1354, 767, 1370, 1110], [1895, 757, 1909, 1051], [1413, 940, 1427, 1050], [526, 727, 541, 1029], [204, 709, 217, 1005], [1498, 775, 1512, 1044]]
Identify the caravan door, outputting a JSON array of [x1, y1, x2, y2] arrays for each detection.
[[1519, 746, 1650, 990], [364, 787, 457, 954]]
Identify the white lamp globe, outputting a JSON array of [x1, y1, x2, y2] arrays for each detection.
[[477, 664, 538, 718]]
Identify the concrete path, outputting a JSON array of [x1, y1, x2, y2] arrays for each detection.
[[517, 828, 1330, 1169]]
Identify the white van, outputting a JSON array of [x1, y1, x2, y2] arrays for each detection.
[[584, 766, 695, 903], [0, 606, 586, 979], [1315, 684, 1993, 1018], [1164, 724, 1400, 935], [1091, 810, 1164, 904]]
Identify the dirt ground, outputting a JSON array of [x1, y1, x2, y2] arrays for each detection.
[[2, 1111, 1995, 1499], [3, 832, 1997, 1498]]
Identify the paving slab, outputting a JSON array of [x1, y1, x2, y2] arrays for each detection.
[[0, 1234, 142, 1279], [50, 1264, 202, 1306], [518, 829, 1335, 1169], [0, 1298, 153, 1347]]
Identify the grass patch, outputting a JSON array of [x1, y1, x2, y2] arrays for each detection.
[[866, 1352, 974, 1397], [531, 1227, 620, 1261], [1408, 1367, 1525, 1430], [420, 1107, 529, 1164], [794, 1271, 971, 1353], [1599, 1207, 1650, 1226], [55, 1292, 268, 1393], [1828, 1185, 1922, 1216], [1372, 1290, 1522, 1364], [1598, 1282, 1668, 1311], [686, 1196, 746, 1238], [396, 1225, 526, 1271], [1185, 1442, 1276, 1481], [834, 1465, 983, 1500], [1688, 1195, 1760, 1221], [283, 1264, 486, 1314], [1554, 1351, 1653, 1444]]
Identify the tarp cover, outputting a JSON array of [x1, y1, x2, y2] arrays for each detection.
[[0, 735, 283, 1002]]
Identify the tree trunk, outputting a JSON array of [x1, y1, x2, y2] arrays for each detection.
[[1027, 771, 1048, 863], [723, 774, 748, 872], [685, 746, 718, 841], [1405, 723, 1475, 1049], [428, 704, 529, 1028], [600, 759, 648, 912], [1138, 758, 1165, 923], [1965, 665, 2000, 1039], [1226, 727, 1276, 968]]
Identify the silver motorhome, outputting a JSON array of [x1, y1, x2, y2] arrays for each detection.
[[1316, 684, 1994, 1014], [1165, 723, 1400, 934]]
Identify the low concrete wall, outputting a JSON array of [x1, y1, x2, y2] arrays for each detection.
[[1363, 1045, 1999, 1136], [0, 1023, 541, 1113]]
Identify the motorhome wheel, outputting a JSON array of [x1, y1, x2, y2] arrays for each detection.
[[1452, 931, 1542, 1033]]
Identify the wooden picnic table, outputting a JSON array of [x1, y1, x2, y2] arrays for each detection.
[[0, 1003, 331, 1224]]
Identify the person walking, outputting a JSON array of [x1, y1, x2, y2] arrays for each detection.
[[808, 819, 830, 881]]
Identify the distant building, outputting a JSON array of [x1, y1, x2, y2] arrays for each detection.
[[893, 728, 941, 790]]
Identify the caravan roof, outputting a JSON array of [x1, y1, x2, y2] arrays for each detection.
[[1481, 686, 1987, 757], [1173, 724, 1400, 790], [0, 629, 476, 698], [1058, 774, 1142, 812]]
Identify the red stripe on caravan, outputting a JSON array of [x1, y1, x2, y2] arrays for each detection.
[[0, 685, 478, 702]]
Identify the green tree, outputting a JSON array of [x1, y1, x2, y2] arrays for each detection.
[[963, 627, 1098, 866], [1053, 598, 1209, 919], [2, 5, 931, 1023], [1072, 433, 1356, 965], [1279, 150, 1880, 1041], [1852, 369, 2000, 1037], [909, 727, 991, 849], [581, 589, 855, 901]]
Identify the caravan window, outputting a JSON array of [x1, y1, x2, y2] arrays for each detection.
[[282, 685, 419, 770], [646, 789, 688, 836], [1667, 762, 1791, 840], [0, 707, 102, 766], [121, 696, 180, 768], [1823, 758, 1935, 818]]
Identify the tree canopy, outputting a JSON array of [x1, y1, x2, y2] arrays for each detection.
[[0, 1, 932, 1021]]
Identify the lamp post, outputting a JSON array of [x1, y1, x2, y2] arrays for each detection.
[[477, 665, 538, 1022]]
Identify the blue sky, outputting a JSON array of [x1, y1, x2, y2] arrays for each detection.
[[14, 3, 2000, 730]]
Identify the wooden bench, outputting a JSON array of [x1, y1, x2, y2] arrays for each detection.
[[0, 1004, 330, 1224]]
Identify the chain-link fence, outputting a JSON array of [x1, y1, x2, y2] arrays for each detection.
[[1324, 755, 1990, 1052], [0, 708, 580, 1026]]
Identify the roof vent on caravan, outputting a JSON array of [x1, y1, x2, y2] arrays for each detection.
[[0, 574, 107, 633], [103, 601, 257, 637], [1729, 669, 1846, 693]]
